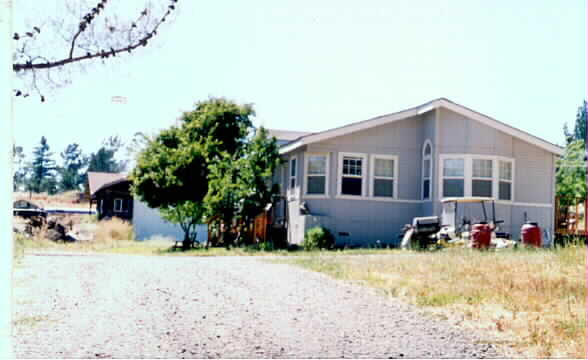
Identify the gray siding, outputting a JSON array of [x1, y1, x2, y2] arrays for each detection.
[[436, 108, 556, 240], [283, 148, 306, 244], [421, 110, 436, 216], [309, 114, 424, 200], [276, 106, 556, 246], [283, 114, 429, 245]]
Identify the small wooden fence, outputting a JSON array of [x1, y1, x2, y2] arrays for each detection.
[[554, 197, 587, 243]]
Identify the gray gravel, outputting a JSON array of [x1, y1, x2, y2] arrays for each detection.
[[13, 253, 502, 358]]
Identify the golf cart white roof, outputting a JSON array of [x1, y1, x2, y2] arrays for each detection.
[[441, 197, 494, 204]]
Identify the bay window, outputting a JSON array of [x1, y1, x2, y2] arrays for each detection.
[[472, 159, 493, 197], [442, 158, 465, 197], [439, 155, 515, 201], [305, 153, 329, 196], [499, 160, 513, 201]]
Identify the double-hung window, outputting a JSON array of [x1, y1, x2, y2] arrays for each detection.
[[305, 153, 328, 196], [371, 155, 397, 198], [472, 159, 493, 197], [442, 158, 465, 197], [289, 157, 297, 191], [422, 141, 432, 200], [499, 160, 513, 201], [339, 153, 366, 196]]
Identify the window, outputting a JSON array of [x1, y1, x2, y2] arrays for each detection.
[[439, 155, 515, 201], [114, 198, 124, 213], [305, 153, 329, 196], [339, 153, 366, 196], [371, 155, 397, 198], [422, 141, 432, 200], [499, 160, 513, 200], [289, 157, 297, 190], [472, 159, 493, 197], [442, 158, 465, 197]]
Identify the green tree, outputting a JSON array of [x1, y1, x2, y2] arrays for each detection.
[[205, 127, 281, 244], [556, 140, 586, 207], [12, 145, 26, 192], [58, 143, 88, 192], [87, 136, 126, 173], [131, 98, 279, 249], [27, 136, 57, 193], [131, 126, 209, 249], [564, 101, 587, 144]]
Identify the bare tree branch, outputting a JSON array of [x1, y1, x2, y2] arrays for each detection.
[[13, 0, 178, 99]]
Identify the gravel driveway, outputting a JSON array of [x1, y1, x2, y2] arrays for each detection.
[[13, 253, 501, 358]]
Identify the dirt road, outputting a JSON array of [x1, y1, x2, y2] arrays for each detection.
[[13, 253, 501, 358]]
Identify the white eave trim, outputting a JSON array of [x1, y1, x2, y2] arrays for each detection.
[[279, 98, 564, 156]]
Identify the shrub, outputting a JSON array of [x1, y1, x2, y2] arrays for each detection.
[[302, 226, 335, 251], [94, 218, 135, 243]]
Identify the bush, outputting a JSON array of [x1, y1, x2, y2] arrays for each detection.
[[94, 218, 135, 243], [302, 227, 335, 251]]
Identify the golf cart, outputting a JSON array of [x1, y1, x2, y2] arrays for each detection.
[[438, 197, 514, 249]]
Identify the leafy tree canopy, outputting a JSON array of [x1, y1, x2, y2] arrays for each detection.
[[87, 136, 126, 173], [13, 145, 26, 192], [556, 140, 586, 207], [58, 143, 89, 191], [131, 98, 281, 249]]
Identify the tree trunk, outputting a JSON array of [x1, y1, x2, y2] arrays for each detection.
[[0, 1, 14, 357], [181, 224, 192, 251]]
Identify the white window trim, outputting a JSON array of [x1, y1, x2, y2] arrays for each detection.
[[303, 152, 330, 199], [337, 152, 368, 199], [470, 156, 494, 198], [288, 155, 298, 200], [114, 198, 124, 213], [498, 159, 515, 202], [438, 154, 515, 202], [369, 154, 399, 200], [441, 156, 467, 197], [422, 139, 433, 201]]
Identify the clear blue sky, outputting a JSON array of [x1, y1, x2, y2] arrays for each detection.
[[14, 0, 586, 160]]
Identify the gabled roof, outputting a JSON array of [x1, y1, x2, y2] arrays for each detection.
[[87, 172, 127, 196], [267, 129, 313, 143], [279, 98, 564, 156]]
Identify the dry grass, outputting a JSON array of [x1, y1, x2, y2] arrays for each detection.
[[14, 217, 136, 255], [280, 247, 586, 358], [93, 217, 135, 243], [13, 191, 89, 209]]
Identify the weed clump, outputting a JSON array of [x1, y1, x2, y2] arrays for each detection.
[[302, 227, 335, 251]]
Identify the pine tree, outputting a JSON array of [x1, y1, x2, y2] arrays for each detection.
[[58, 143, 88, 191], [28, 136, 57, 193], [12, 145, 27, 192], [564, 101, 587, 144], [87, 136, 126, 173]]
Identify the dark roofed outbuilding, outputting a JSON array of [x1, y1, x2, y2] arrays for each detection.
[[87, 172, 133, 220]]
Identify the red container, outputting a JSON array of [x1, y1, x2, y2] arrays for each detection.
[[521, 222, 542, 247], [471, 223, 492, 249]]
